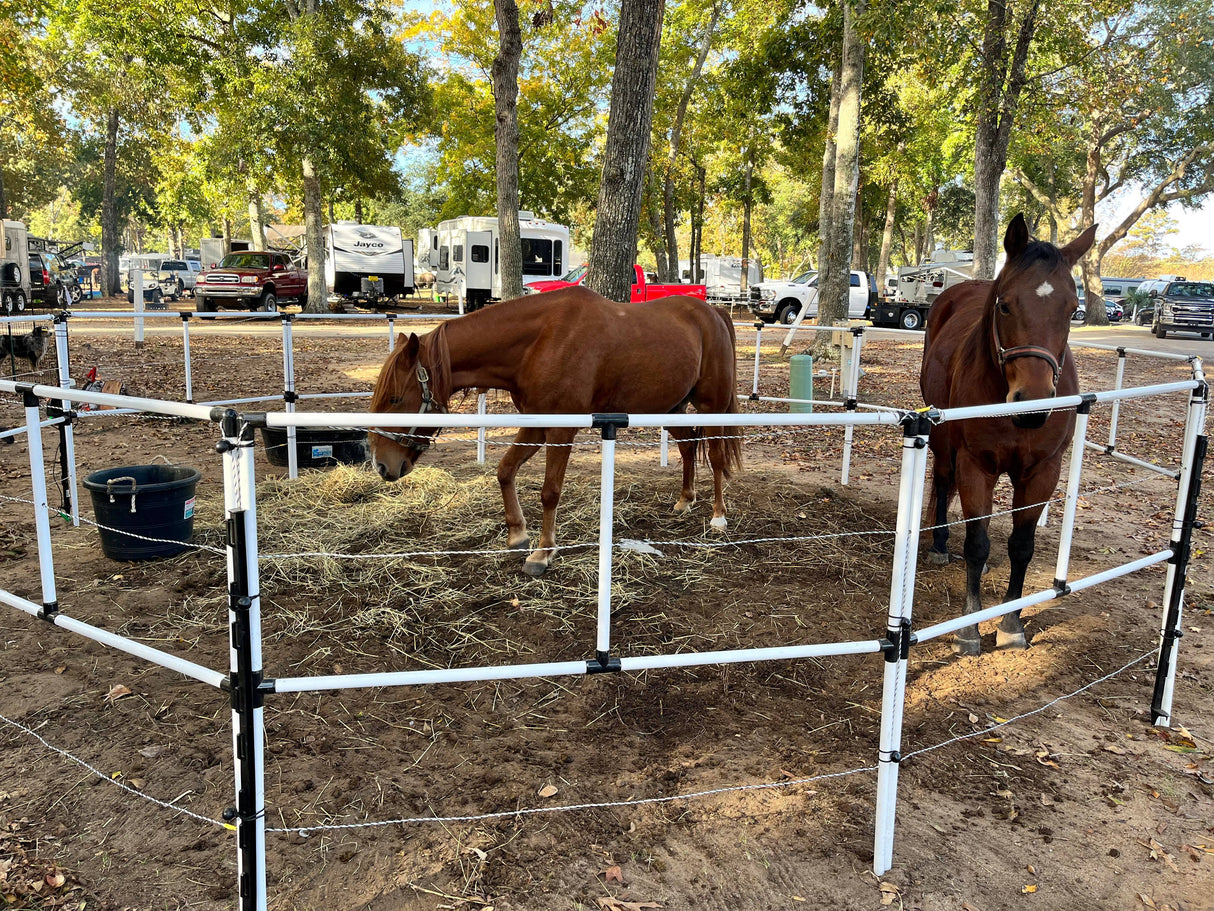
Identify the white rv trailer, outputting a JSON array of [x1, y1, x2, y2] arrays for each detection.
[[679, 254, 764, 305], [324, 222, 415, 304], [2, 220, 31, 313], [424, 212, 571, 310]]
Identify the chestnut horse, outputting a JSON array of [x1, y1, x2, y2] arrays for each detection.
[[920, 215, 1097, 655], [369, 286, 742, 576]]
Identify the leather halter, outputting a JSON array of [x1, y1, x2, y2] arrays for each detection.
[[991, 299, 1065, 386], [370, 364, 446, 451]]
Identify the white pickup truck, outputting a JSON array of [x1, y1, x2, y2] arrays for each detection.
[[748, 269, 878, 324]]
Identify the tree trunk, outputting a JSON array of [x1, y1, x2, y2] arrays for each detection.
[[815, 0, 866, 346], [1078, 118, 1108, 326], [851, 183, 864, 269], [741, 148, 753, 294], [302, 157, 328, 313], [660, 1, 722, 282], [645, 169, 669, 277], [876, 178, 897, 294], [0, 165, 6, 219], [493, 0, 524, 301], [101, 108, 121, 297], [972, 0, 1041, 278], [586, 0, 665, 303], [222, 217, 232, 256], [248, 191, 266, 250], [354, 199, 364, 224], [817, 60, 842, 271]]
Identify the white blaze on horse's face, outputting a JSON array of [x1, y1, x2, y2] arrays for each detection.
[[1035, 281, 1054, 297]]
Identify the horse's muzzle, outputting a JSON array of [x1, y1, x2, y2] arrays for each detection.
[[1011, 410, 1050, 430], [376, 461, 412, 481]]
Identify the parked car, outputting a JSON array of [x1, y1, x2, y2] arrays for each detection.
[[126, 269, 176, 308], [195, 250, 308, 312], [27, 251, 73, 309], [1071, 298, 1124, 323], [750, 270, 878, 325], [159, 260, 201, 299], [1150, 280, 1214, 339], [524, 264, 707, 303]]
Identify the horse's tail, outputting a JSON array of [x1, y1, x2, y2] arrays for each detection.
[[709, 303, 743, 478]]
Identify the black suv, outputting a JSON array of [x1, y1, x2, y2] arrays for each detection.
[[1151, 281, 1214, 340], [28, 251, 72, 308]]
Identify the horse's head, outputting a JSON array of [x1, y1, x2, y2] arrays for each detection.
[[369, 328, 451, 480], [990, 214, 1097, 429]]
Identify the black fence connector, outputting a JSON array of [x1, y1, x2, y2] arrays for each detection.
[[587, 651, 621, 674]]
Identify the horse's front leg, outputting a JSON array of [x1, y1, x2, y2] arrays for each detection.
[[954, 458, 994, 656], [523, 428, 577, 577], [497, 428, 545, 553], [665, 426, 698, 515], [997, 466, 1058, 649]]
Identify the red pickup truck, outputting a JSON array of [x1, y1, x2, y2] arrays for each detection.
[[525, 264, 707, 302], [195, 250, 308, 313]]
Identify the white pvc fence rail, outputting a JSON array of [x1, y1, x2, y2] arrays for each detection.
[[0, 338, 1207, 910]]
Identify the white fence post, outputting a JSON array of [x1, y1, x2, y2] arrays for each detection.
[[1151, 373, 1208, 727], [594, 416, 622, 669], [751, 319, 763, 399], [219, 410, 269, 911], [1107, 348, 1127, 451], [477, 393, 487, 464], [181, 313, 194, 402], [873, 411, 931, 876], [21, 387, 59, 614], [53, 314, 79, 526], [281, 316, 298, 479], [1052, 395, 1094, 587], [841, 327, 864, 485]]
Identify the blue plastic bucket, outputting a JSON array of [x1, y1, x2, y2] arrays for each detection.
[[83, 465, 201, 560]]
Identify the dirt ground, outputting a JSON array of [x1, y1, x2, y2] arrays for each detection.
[[1, 301, 1213, 911]]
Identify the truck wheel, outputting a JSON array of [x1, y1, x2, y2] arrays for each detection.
[[777, 302, 800, 325], [1154, 323, 1167, 339], [2, 290, 13, 313], [196, 295, 215, 315], [899, 309, 923, 331], [297, 293, 308, 310], [259, 291, 277, 312], [15, 290, 26, 312]]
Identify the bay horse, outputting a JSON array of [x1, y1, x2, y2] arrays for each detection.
[[920, 214, 1097, 655], [369, 286, 743, 576]]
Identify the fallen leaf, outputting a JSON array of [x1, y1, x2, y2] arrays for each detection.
[[596, 899, 662, 911], [1040, 793, 1055, 807], [537, 784, 558, 799], [44, 872, 65, 889], [969, 713, 980, 724], [603, 865, 624, 884], [1026, 864, 1036, 875], [961, 904, 983, 911], [105, 684, 132, 704], [1139, 894, 1158, 909], [138, 745, 165, 759], [879, 882, 900, 905], [1022, 884, 1037, 893], [1103, 744, 1128, 755]]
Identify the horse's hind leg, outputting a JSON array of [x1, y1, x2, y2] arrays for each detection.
[[706, 428, 730, 530], [498, 428, 545, 553], [928, 445, 956, 565], [666, 426, 697, 515], [523, 427, 577, 577]]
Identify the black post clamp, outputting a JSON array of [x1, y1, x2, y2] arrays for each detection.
[[592, 413, 629, 440], [1076, 393, 1097, 415], [753, 319, 765, 331], [879, 749, 902, 763], [1052, 579, 1072, 596], [881, 618, 914, 662], [280, 312, 294, 324], [587, 650, 622, 674], [282, 390, 298, 404], [748, 392, 760, 402], [38, 601, 59, 622]]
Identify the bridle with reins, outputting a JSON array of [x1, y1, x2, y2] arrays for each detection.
[[370, 364, 447, 451], [991, 293, 1066, 388]]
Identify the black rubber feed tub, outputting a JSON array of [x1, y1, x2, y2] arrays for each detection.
[[258, 427, 369, 469], [83, 465, 201, 560]]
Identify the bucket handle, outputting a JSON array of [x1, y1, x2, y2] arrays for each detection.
[[106, 476, 138, 513]]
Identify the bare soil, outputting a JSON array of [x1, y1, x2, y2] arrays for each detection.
[[1, 304, 1213, 911]]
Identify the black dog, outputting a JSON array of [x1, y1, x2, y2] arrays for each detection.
[[1, 325, 50, 373]]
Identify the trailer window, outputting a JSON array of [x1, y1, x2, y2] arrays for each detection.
[[453, 245, 464, 263], [470, 244, 489, 264], [553, 240, 563, 276], [439, 246, 449, 270], [521, 238, 556, 276], [849, 273, 860, 287]]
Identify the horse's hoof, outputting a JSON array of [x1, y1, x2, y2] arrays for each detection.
[[522, 559, 549, 577], [927, 550, 950, 565], [996, 630, 1028, 650], [951, 636, 982, 657], [673, 499, 695, 516], [710, 515, 728, 530]]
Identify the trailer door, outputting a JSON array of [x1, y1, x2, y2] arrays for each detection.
[[465, 231, 493, 293]]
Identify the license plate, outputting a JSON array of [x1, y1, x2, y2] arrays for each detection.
[[368, 275, 379, 282]]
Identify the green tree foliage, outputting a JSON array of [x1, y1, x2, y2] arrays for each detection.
[[427, 2, 611, 225]]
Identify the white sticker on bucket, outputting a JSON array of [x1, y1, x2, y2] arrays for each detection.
[[183, 496, 196, 520], [311, 445, 334, 459]]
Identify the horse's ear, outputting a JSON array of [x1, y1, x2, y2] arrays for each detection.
[[1003, 214, 1030, 259], [397, 332, 420, 357], [1059, 223, 1099, 267]]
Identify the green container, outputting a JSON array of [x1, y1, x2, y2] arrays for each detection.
[[790, 354, 814, 413]]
